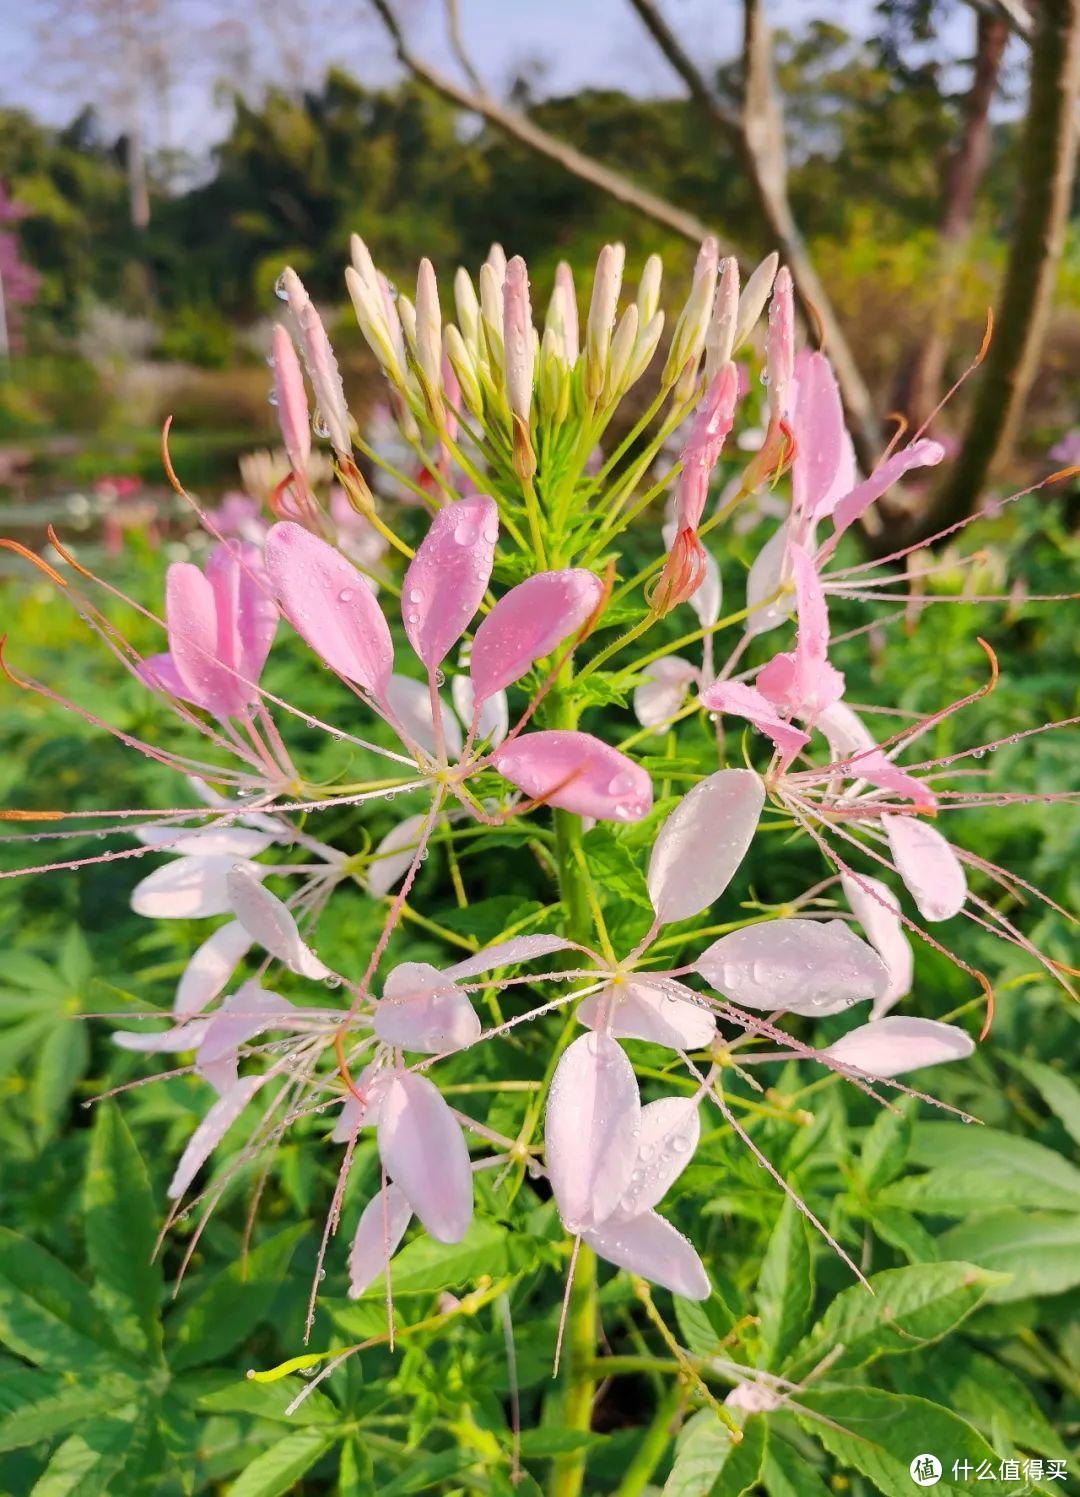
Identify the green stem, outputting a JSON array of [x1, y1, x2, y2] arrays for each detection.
[[610, 1382, 684, 1497]]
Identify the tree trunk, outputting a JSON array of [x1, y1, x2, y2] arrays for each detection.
[[929, 0, 1080, 537]]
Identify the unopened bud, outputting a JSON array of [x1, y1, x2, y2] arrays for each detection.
[[585, 243, 625, 403], [280, 267, 351, 456], [454, 267, 482, 355], [415, 258, 443, 420], [553, 261, 579, 363], [705, 257, 739, 383], [635, 253, 663, 326], [485, 242, 507, 286], [663, 235, 719, 387], [444, 324, 483, 418], [478, 262, 505, 374], [271, 323, 311, 479], [603, 304, 639, 403], [733, 251, 778, 352], [349, 233, 379, 293], [625, 310, 665, 386], [503, 255, 534, 424], [346, 267, 404, 388], [396, 293, 417, 355], [539, 326, 570, 423]]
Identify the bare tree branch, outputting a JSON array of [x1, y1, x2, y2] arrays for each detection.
[[928, 0, 1080, 537], [965, 0, 1034, 41], [367, 0, 731, 252], [443, 0, 488, 99], [625, 0, 881, 472]]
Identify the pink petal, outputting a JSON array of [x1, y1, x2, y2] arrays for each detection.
[[689, 549, 722, 629], [364, 813, 426, 899], [374, 961, 480, 1053], [205, 541, 278, 693], [821, 1016, 974, 1078], [168, 1073, 268, 1199], [330, 1064, 386, 1142], [698, 680, 809, 760], [583, 1210, 709, 1299], [226, 865, 330, 979], [577, 978, 716, 1051], [827, 439, 946, 545], [131, 856, 265, 919], [755, 544, 844, 722], [138, 651, 198, 705], [113, 1018, 210, 1054], [545, 1033, 641, 1232], [790, 350, 856, 521], [633, 655, 698, 730], [695, 918, 889, 1014], [135, 825, 274, 858], [377, 1073, 473, 1243], [469, 570, 602, 704], [166, 561, 244, 717], [444, 934, 573, 981], [492, 731, 652, 822], [402, 496, 498, 668], [348, 1184, 413, 1298], [744, 522, 795, 639], [648, 768, 764, 924], [817, 700, 875, 759], [271, 322, 311, 478], [840, 872, 913, 1017], [264, 521, 394, 699], [196, 982, 294, 1094], [815, 708, 935, 808], [613, 1097, 701, 1219], [174, 920, 252, 1017], [384, 674, 463, 760], [882, 815, 966, 922]]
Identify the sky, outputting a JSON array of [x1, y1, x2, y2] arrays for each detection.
[[0, 0, 985, 163]]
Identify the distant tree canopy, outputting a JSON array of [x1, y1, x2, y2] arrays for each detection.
[[0, 21, 1032, 342]]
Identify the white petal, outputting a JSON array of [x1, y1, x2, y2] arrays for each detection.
[[168, 1073, 267, 1200], [348, 1184, 413, 1297], [816, 700, 876, 760], [545, 1033, 641, 1231], [375, 962, 480, 1054], [840, 872, 913, 1017], [577, 978, 715, 1051], [226, 864, 329, 979], [648, 768, 764, 924], [131, 856, 264, 919], [365, 814, 427, 898], [689, 549, 722, 629], [633, 656, 698, 730], [452, 675, 509, 748], [883, 815, 967, 922], [821, 1017, 974, 1079], [444, 934, 573, 981], [384, 673, 464, 760], [744, 521, 795, 638], [330, 1065, 386, 1141], [614, 1097, 701, 1219], [174, 920, 252, 1018], [135, 825, 275, 858], [112, 1019, 210, 1053], [695, 918, 889, 1014], [377, 1073, 473, 1243], [583, 1210, 709, 1299], [195, 983, 294, 1094]]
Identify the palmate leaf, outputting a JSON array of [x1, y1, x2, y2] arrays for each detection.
[[84, 1103, 163, 1364], [882, 1123, 1080, 1215], [0, 1228, 132, 1375], [168, 1223, 306, 1372], [891, 1345, 1067, 1459], [28, 1403, 153, 1497], [662, 1411, 767, 1497], [756, 1197, 814, 1367], [782, 1262, 1004, 1381], [0, 1369, 134, 1453], [1003, 1055, 1080, 1150], [937, 1211, 1080, 1301], [796, 1387, 1027, 1497], [227, 1427, 336, 1497]]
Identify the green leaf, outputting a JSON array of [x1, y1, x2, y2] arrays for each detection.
[[580, 825, 652, 909], [882, 1123, 1080, 1215], [32, 1022, 88, 1148], [29, 1406, 145, 1497], [169, 1224, 306, 1371], [762, 1439, 832, 1497], [1004, 1056, 1080, 1150], [796, 1387, 1026, 1496], [0, 1228, 128, 1374], [868, 1206, 939, 1264], [228, 1427, 335, 1497], [894, 1346, 1066, 1459], [857, 1098, 913, 1195], [377, 1450, 484, 1494], [937, 1212, 1080, 1301], [337, 1437, 375, 1496], [195, 1375, 340, 1427], [517, 1429, 603, 1457], [0, 1375, 133, 1453], [663, 1411, 766, 1497], [356, 1219, 540, 1298], [784, 1262, 1002, 1380], [84, 1103, 163, 1363], [756, 1197, 814, 1367], [674, 1295, 736, 1357]]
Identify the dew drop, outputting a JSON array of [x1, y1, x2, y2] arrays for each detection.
[[274, 271, 289, 301], [312, 409, 331, 439], [338, 588, 354, 603]]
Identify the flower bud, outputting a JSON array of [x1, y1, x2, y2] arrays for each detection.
[[635, 253, 663, 326], [539, 326, 570, 424], [733, 251, 778, 352], [349, 233, 379, 294], [444, 324, 483, 418], [503, 255, 534, 423], [663, 235, 718, 388], [585, 243, 624, 403], [549, 261, 579, 364], [625, 310, 665, 386], [478, 262, 505, 375], [603, 304, 639, 403], [415, 258, 444, 420], [396, 293, 418, 355], [485, 242, 507, 285], [281, 267, 351, 456], [346, 266, 405, 388], [765, 266, 794, 420], [705, 257, 739, 383], [271, 323, 311, 480], [454, 267, 482, 356]]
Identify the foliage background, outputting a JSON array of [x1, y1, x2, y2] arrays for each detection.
[[0, 2, 1078, 1493]]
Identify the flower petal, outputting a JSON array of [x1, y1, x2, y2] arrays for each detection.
[[583, 1210, 709, 1299], [168, 1073, 267, 1200], [444, 934, 573, 981], [264, 521, 394, 699], [698, 680, 809, 760], [226, 865, 330, 979], [695, 918, 889, 1014], [135, 825, 274, 859], [174, 920, 252, 1018], [791, 350, 856, 521], [131, 855, 265, 919], [633, 655, 698, 730], [492, 731, 652, 822], [451, 675, 508, 747], [821, 1016, 974, 1078], [384, 673, 463, 760], [196, 982, 294, 1094], [648, 768, 764, 924], [882, 814, 967, 922], [614, 1097, 701, 1219], [840, 872, 913, 1017], [402, 496, 498, 668], [348, 1184, 413, 1298], [469, 570, 602, 703], [828, 439, 946, 543], [206, 540, 278, 693], [374, 962, 480, 1054], [577, 978, 716, 1051], [545, 1033, 641, 1231], [377, 1073, 473, 1243], [365, 813, 427, 898], [112, 1019, 210, 1054], [744, 521, 795, 639], [166, 561, 243, 717]]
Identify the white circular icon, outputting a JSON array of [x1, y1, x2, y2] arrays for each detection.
[[910, 1455, 942, 1487]]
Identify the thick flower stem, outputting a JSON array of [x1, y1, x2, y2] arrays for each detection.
[[610, 1381, 684, 1497]]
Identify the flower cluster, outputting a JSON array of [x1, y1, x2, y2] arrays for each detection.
[[1, 232, 1074, 1385]]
